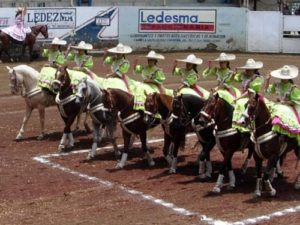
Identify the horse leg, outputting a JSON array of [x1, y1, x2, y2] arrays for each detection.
[[3, 45, 13, 62], [107, 120, 121, 158], [16, 104, 33, 140], [140, 131, 155, 167], [37, 106, 45, 140], [87, 122, 101, 160], [241, 146, 253, 175], [227, 154, 236, 190], [263, 156, 277, 197], [116, 130, 130, 169], [295, 172, 300, 190], [83, 112, 92, 133], [58, 114, 76, 152], [74, 113, 81, 131], [198, 139, 215, 179], [162, 132, 172, 166], [253, 157, 263, 197], [169, 135, 181, 174]]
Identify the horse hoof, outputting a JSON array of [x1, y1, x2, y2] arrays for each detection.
[[148, 160, 155, 167], [37, 134, 45, 140], [164, 155, 172, 166], [253, 191, 261, 198], [268, 189, 276, 197], [115, 150, 122, 157], [198, 173, 207, 180], [15, 134, 23, 140], [169, 168, 176, 174], [212, 186, 221, 193], [115, 163, 124, 169], [227, 185, 235, 191], [87, 154, 95, 160], [294, 183, 300, 190], [58, 145, 65, 153]]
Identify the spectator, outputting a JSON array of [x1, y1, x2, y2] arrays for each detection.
[[77, 0, 92, 6]]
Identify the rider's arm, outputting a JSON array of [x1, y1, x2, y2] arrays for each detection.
[[249, 76, 264, 93], [42, 49, 49, 58], [82, 56, 93, 69], [154, 70, 166, 84], [118, 60, 130, 74], [202, 67, 217, 79], [134, 64, 143, 75], [173, 67, 182, 76], [66, 51, 75, 61], [103, 56, 113, 65], [56, 52, 66, 65], [290, 87, 300, 105]]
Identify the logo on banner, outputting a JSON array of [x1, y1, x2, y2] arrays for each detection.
[[0, 17, 9, 27], [139, 9, 216, 33], [27, 8, 76, 29]]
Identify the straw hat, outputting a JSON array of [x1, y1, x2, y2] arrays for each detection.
[[177, 54, 203, 65], [71, 41, 93, 50], [270, 65, 298, 79], [237, 58, 263, 70], [108, 43, 132, 54], [16, 7, 23, 12], [51, 37, 67, 46], [214, 52, 236, 62], [145, 50, 165, 60]]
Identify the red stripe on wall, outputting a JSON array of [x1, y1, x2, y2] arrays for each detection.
[[140, 23, 215, 31]]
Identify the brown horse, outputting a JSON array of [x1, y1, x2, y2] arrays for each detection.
[[200, 93, 254, 193], [167, 94, 216, 175], [0, 24, 48, 62], [239, 93, 299, 196], [102, 88, 160, 169], [52, 65, 87, 152]]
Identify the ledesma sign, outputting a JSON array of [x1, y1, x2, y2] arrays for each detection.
[[139, 9, 216, 33]]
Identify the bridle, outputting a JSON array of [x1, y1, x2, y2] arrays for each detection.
[[9, 70, 23, 95]]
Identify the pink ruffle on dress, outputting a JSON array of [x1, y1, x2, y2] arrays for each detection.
[[1, 14, 31, 41]]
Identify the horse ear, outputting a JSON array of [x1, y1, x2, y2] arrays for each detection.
[[215, 93, 219, 99], [255, 93, 259, 100], [173, 90, 178, 97]]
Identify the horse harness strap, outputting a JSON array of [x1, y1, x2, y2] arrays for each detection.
[[214, 128, 238, 153], [87, 103, 111, 125], [55, 94, 76, 118], [191, 118, 214, 144], [118, 112, 141, 135], [250, 131, 286, 159], [24, 87, 42, 98]]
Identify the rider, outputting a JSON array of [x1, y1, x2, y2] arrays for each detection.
[[67, 41, 94, 72], [232, 58, 264, 130], [265, 65, 300, 151], [173, 54, 209, 99], [1, 5, 31, 42], [42, 37, 67, 67], [203, 52, 239, 99], [134, 50, 166, 94]]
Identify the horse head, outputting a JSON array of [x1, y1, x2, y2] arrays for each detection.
[[102, 89, 115, 111], [52, 65, 70, 92], [7, 66, 23, 95], [144, 92, 159, 124], [31, 24, 48, 39], [75, 78, 89, 105]]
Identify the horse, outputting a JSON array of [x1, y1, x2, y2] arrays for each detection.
[[102, 88, 160, 169], [167, 93, 216, 175], [7, 64, 56, 140], [238, 93, 299, 196], [52, 65, 89, 152], [74, 78, 121, 159], [0, 24, 48, 62], [199, 93, 254, 193]]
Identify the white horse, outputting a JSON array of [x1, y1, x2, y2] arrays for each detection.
[[7, 65, 56, 140], [7, 65, 90, 140]]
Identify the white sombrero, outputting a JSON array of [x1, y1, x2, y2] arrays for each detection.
[[16, 7, 23, 12], [51, 37, 67, 46], [71, 41, 93, 50], [108, 43, 132, 54], [270, 65, 298, 79], [177, 54, 203, 65], [214, 52, 236, 62], [237, 58, 263, 70], [145, 50, 165, 60]]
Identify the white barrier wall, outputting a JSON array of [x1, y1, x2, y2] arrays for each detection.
[[119, 7, 247, 51]]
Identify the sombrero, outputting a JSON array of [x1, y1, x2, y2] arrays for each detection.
[[71, 41, 93, 50], [145, 50, 165, 60], [108, 43, 132, 54], [237, 58, 263, 70], [270, 65, 298, 79], [177, 54, 203, 65], [214, 52, 236, 62], [51, 37, 67, 46]]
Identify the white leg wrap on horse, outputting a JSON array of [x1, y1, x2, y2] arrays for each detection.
[[276, 160, 283, 174], [60, 133, 68, 145], [205, 161, 212, 178], [264, 179, 276, 196], [198, 161, 206, 179], [68, 133, 74, 147], [145, 151, 155, 167], [169, 157, 177, 174], [116, 153, 128, 169], [254, 178, 262, 197], [269, 167, 277, 182], [164, 155, 172, 166], [294, 174, 300, 190], [87, 142, 97, 159], [241, 159, 249, 174], [212, 174, 224, 193], [228, 170, 236, 188]]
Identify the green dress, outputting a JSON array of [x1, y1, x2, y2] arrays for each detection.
[[135, 65, 165, 84], [173, 67, 210, 99], [267, 82, 300, 145], [67, 52, 93, 70], [39, 49, 66, 92], [232, 73, 264, 132]]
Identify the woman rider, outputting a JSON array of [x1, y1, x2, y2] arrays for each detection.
[[172, 54, 209, 99]]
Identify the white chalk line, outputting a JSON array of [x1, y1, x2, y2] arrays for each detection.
[[33, 136, 300, 225]]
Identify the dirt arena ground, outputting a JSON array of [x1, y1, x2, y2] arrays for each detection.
[[0, 52, 299, 225]]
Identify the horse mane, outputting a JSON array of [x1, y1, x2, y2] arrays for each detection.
[[182, 94, 206, 117], [219, 97, 234, 119], [13, 65, 39, 78]]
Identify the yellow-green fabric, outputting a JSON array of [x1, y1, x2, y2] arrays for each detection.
[[42, 49, 65, 65], [66, 69, 88, 86], [67, 52, 93, 69], [173, 67, 198, 87], [216, 88, 241, 105], [38, 66, 57, 92], [135, 65, 166, 84], [234, 73, 264, 93], [104, 57, 130, 76], [179, 86, 210, 100], [203, 67, 234, 86], [267, 82, 300, 104]]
